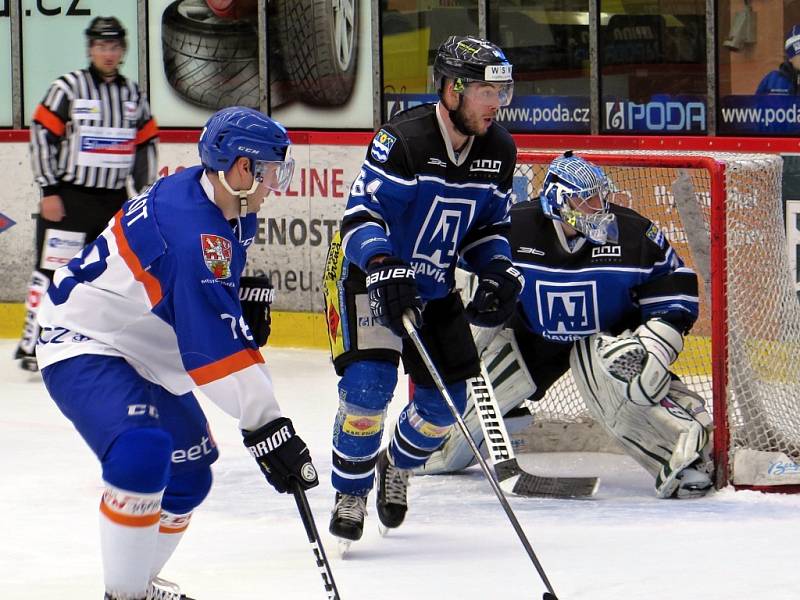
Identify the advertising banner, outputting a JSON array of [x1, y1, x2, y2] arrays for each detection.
[[719, 95, 800, 135], [603, 95, 706, 133], [148, 0, 373, 129], [20, 0, 139, 125], [0, 141, 362, 310], [385, 93, 591, 133], [0, 1, 11, 126]]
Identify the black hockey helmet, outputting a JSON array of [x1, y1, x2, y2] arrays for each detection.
[[85, 16, 126, 45], [433, 35, 513, 101]]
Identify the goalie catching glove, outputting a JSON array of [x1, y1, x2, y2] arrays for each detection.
[[601, 318, 684, 406], [243, 417, 319, 493], [239, 276, 275, 347]]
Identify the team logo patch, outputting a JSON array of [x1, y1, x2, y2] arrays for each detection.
[[370, 129, 396, 163], [201, 234, 233, 279], [343, 414, 382, 436], [645, 223, 667, 249]]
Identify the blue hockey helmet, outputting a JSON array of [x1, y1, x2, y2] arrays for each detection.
[[540, 152, 618, 244], [198, 107, 294, 192]]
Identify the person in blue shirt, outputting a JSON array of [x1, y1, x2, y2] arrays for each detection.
[[35, 107, 318, 600], [756, 25, 800, 94], [323, 35, 522, 546]]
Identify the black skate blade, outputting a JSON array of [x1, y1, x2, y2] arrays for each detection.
[[543, 593, 559, 600]]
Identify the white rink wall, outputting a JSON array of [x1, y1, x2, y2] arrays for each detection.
[[0, 142, 364, 311]]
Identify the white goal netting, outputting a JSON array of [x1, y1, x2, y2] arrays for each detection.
[[514, 150, 800, 491]]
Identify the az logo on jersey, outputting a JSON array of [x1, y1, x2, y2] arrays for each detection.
[[370, 129, 397, 163], [536, 281, 599, 338], [412, 197, 475, 268], [201, 234, 232, 279]]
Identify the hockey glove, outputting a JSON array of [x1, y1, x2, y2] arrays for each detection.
[[465, 259, 524, 327], [239, 276, 275, 347], [366, 256, 423, 337], [243, 417, 319, 494]]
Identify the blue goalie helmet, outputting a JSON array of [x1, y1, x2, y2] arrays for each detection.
[[199, 107, 291, 172], [540, 152, 618, 245]]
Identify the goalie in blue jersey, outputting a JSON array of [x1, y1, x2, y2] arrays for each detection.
[[323, 35, 523, 545], [35, 107, 318, 600], [422, 152, 715, 499]]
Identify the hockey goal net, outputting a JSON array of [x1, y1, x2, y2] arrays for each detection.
[[514, 150, 800, 492]]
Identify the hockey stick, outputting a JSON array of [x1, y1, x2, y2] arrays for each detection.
[[403, 313, 559, 600], [291, 483, 341, 600], [469, 362, 599, 498]]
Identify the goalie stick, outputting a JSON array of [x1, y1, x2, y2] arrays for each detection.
[[469, 362, 600, 499], [403, 312, 559, 600], [292, 483, 341, 600]]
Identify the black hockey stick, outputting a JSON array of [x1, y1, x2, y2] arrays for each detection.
[[470, 362, 599, 498], [403, 313, 559, 600], [292, 483, 341, 600]]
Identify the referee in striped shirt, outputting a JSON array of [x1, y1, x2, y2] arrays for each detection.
[[16, 16, 159, 371]]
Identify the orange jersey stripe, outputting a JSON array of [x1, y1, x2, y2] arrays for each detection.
[[135, 118, 159, 145], [100, 499, 160, 528], [111, 215, 163, 307], [189, 348, 265, 386], [32, 104, 66, 137]]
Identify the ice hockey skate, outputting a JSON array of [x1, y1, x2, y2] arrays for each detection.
[[14, 348, 38, 372], [375, 448, 411, 535], [329, 492, 367, 557]]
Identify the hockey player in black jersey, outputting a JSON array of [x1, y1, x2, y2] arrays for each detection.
[[422, 153, 715, 499], [323, 36, 522, 546]]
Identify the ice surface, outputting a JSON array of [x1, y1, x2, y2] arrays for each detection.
[[2, 341, 797, 599]]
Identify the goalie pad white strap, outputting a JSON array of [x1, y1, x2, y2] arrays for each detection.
[[570, 336, 713, 498]]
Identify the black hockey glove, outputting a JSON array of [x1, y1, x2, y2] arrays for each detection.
[[365, 256, 423, 337], [243, 417, 319, 494], [465, 259, 524, 327], [239, 276, 275, 347]]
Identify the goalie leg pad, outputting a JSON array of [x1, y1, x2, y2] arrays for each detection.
[[480, 328, 538, 409], [570, 337, 714, 497], [416, 329, 536, 475]]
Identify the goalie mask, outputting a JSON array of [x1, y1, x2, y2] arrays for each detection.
[[540, 152, 619, 245]]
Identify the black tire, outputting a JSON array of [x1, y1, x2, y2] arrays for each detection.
[[161, 0, 260, 109], [272, 0, 358, 107]]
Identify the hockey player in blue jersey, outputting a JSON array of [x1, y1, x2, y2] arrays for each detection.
[[322, 35, 523, 545], [422, 153, 715, 499], [35, 107, 319, 599]]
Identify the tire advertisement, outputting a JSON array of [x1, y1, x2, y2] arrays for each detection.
[[19, 0, 139, 125], [0, 140, 366, 312], [150, 0, 372, 128]]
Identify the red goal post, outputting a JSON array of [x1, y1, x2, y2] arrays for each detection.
[[513, 150, 800, 493]]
